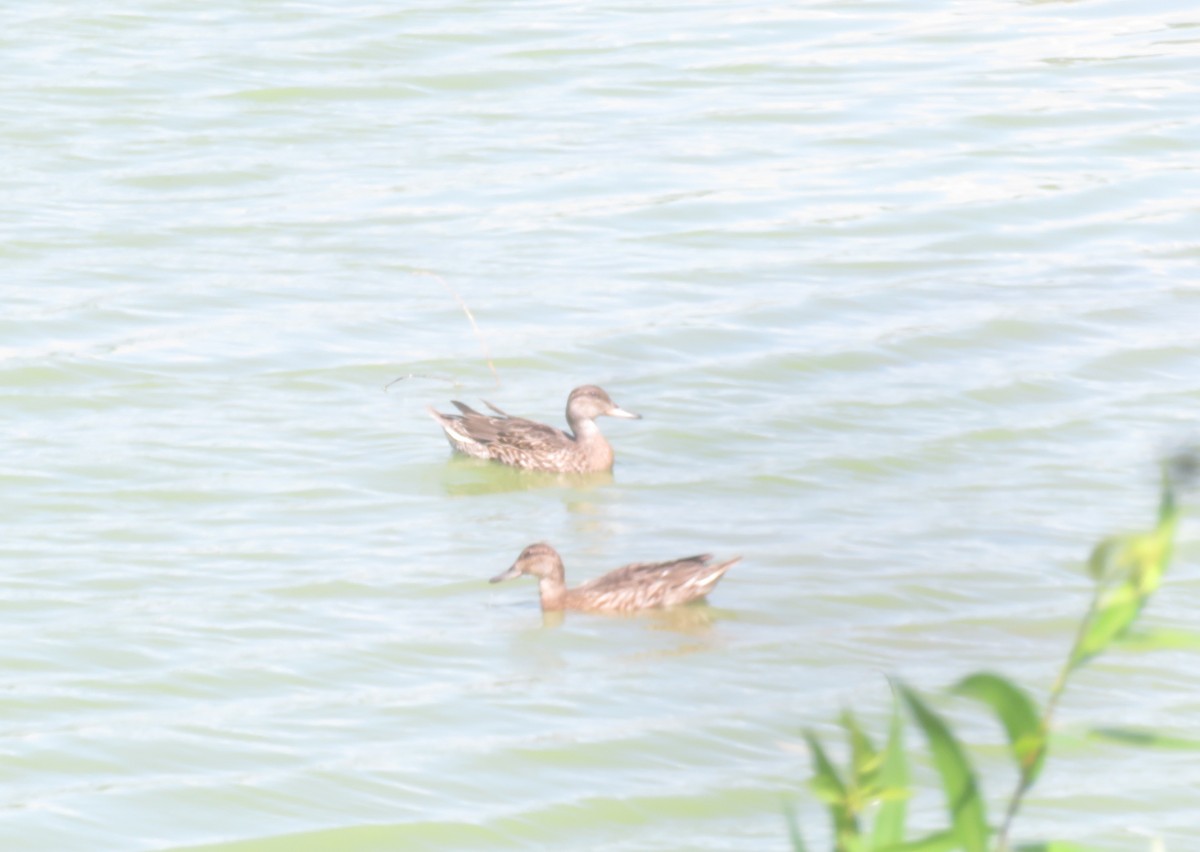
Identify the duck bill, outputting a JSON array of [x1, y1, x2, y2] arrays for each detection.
[[490, 563, 523, 583], [607, 406, 641, 420]]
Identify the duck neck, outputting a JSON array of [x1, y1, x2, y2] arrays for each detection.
[[567, 412, 598, 442], [537, 563, 569, 611], [538, 578, 568, 610], [568, 417, 614, 469]]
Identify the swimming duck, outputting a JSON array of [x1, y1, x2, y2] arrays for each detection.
[[427, 385, 640, 473], [490, 542, 739, 612]]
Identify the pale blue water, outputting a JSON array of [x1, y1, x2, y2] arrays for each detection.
[[3, 2, 1199, 850]]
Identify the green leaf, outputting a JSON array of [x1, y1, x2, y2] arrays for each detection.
[[840, 710, 881, 786], [1085, 535, 1128, 582], [1126, 523, 1175, 596], [1070, 586, 1143, 670], [899, 684, 989, 852], [804, 730, 846, 800], [870, 692, 910, 848], [1075, 475, 1181, 667], [1116, 627, 1200, 652], [953, 672, 1046, 784], [876, 829, 958, 852], [1089, 726, 1200, 751], [783, 799, 808, 851], [803, 731, 857, 839]]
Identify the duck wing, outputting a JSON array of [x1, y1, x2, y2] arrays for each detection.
[[444, 400, 504, 443], [445, 402, 570, 451], [571, 554, 739, 610]]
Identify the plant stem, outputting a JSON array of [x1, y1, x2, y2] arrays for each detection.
[[993, 584, 1103, 851]]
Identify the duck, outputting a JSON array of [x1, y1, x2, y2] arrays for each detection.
[[490, 542, 740, 612], [426, 385, 640, 473]]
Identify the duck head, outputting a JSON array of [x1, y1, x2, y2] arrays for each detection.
[[565, 385, 640, 425], [491, 542, 565, 584]]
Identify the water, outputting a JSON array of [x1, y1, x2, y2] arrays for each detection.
[[3, 1, 1199, 849]]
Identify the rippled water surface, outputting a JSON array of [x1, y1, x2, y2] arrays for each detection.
[[3, 1, 1200, 850]]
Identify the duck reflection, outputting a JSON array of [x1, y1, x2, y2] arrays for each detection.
[[439, 455, 614, 497], [534, 602, 730, 634]]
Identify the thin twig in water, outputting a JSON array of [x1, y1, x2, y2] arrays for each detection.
[[383, 373, 461, 392], [416, 270, 500, 387]]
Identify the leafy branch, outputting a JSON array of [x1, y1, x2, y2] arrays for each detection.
[[789, 452, 1197, 852]]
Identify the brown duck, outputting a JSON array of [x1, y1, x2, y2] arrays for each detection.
[[426, 385, 640, 473], [491, 542, 740, 612]]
